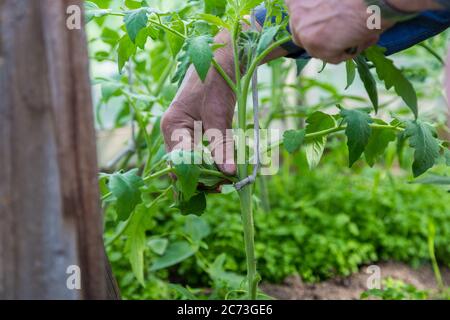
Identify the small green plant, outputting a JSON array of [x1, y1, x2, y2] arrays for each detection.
[[361, 278, 429, 300], [428, 219, 445, 291], [361, 218, 449, 301], [87, 0, 449, 299]]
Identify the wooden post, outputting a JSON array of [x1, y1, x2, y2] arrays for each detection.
[[0, 0, 119, 299]]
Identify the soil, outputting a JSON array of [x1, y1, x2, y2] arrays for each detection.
[[261, 261, 450, 300]]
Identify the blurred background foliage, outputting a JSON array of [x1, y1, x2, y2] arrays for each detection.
[[87, 0, 450, 299]]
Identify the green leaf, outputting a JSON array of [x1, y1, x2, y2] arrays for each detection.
[[124, 204, 154, 286], [256, 26, 279, 56], [125, 0, 146, 9], [198, 174, 223, 187], [135, 27, 149, 49], [167, 17, 186, 57], [169, 284, 198, 300], [404, 120, 440, 177], [147, 25, 160, 40], [365, 46, 418, 119], [174, 164, 201, 201], [124, 8, 148, 43], [341, 109, 372, 167], [208, 254, 245, 289], [396, 130, 409, 169], [101, 81, 122, 102], [184, 215, 211, 243], [172, 48, 190, 85], [150, 241, 197, 271], [238, 30, 259, 72], [148, 238, 169, 256], [239, 0, 264, 15], [85, 1, 111, 23], [98, 173, 110, 198], [283, 129, 305, 154], [345, 60, 356, 90], [295, 59, 309, 76], [355, 55, 378, 112], [117, 35, 137, 73], [445, 149, 450, 166], [187, 35, 213, 81], [108, 169, 144, 221], [198, 13, 230, 29], [100, 27, 120, 47], [304, 112, 336, 169], [93, 51, 110, 62], [178, 192, 207, 216], [192, 20, 215, 36], [364, 120, 396, 167], [221, 184, 236, 194], [204, 0, 227, 16]]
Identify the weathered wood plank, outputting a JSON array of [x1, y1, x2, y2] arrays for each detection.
[[0, 0, 119, 299]]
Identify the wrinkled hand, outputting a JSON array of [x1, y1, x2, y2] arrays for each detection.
[[286, 0, 394, 64], [161, 31, 237, 176]]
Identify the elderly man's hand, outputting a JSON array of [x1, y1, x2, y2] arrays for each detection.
[[161, 31, 238, 176], [161, 26, 287, 177], [285, 0, 394, 64]]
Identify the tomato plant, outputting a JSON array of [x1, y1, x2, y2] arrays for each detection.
[[87, 0, 449, 299]]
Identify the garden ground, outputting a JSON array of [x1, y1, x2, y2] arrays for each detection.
[[262, 261, 450, 299]]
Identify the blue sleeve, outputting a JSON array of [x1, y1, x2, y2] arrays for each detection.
[[254, 6, 450, 59], [379, 11, 450, 55]]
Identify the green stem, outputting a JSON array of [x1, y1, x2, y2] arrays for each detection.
[[144, 167, 172, 181], [238, 186, 258, 300], [149, 19, 187, 40], [271, 61, 283, 122], [256, 123, 404, 161], [242, 36, 291, 99], [307, 123, 402, 142], [232, 21, 242, 94], [101, 167, 234, 201], [212, 59, 237, 93], [127, 98, 153, 175], [419, 43, 445, 66], [154, 59, 175, 97], [233, 19, 259, 299], [259, 176, 271, 213], [201, 168, 239, 182], [101, 167, 172, 201], [236, 96, 255, 301], [428, 220, 444, 291]]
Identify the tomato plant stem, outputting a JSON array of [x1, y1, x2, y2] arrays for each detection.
[[101, 167, 235, 201], [242, 36, 291, 99], [235, 40, 258, 298], [212, 59, 237, 93], [258, 123, 405, 159], [238, 186, 258, 299]]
